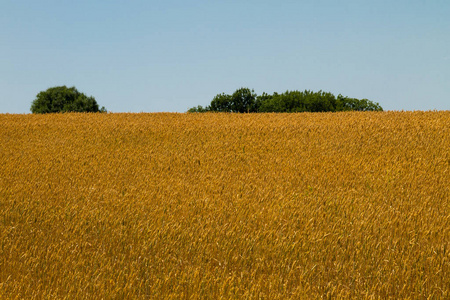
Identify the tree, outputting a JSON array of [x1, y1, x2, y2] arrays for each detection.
[[209, 93, 233, 112], [203, 88, 257, 113], [230, 87, 257, 113], [187, 105, 209, 113], [255, 92, 273, 112], [258, 93, 287, 112], [336, 94, 383, 112], [30, 86, 106, 113]]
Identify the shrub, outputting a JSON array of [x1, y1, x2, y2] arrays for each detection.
[[30, 86, 106, 113]]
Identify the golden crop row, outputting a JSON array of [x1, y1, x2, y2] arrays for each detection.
[[0, 111, 449, 299]]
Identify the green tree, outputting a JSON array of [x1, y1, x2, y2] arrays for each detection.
[[307, 91, 336, 112], [231, 87, 257, 113], [187, 105, 209, 113], [209, 93, 233, 112], [207, 88, 257, 113], [255, 92, 273, 112], [336, 95, 383, 112], [30, 86, 106, 113], [258, 93, 287, 112]]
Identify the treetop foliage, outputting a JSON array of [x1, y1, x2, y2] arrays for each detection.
[[31, 86, 106, 114], [188, 88, 383, 113]]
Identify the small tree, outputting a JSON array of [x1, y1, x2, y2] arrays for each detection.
[[207, 88, 257, 113], [31, 86, 106, 113], [187, 105, 209, 113], [231, 87, 257, 113], [336, 94, 383, 112], [209, 93, 233, 112]]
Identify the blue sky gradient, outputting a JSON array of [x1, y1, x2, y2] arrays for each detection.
[[1, 0, 449, 113]]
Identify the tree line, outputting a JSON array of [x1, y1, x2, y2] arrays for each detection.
[[188, 88, 383, 113], [30, 86, 382, 114]]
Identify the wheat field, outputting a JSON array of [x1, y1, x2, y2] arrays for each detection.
[[0, 111, 449, 299]]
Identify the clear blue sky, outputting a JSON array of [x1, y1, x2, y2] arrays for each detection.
[[1, 0, 449, 113]]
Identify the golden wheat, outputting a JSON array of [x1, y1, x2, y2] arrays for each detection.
[[0, 111, 449, 299]]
